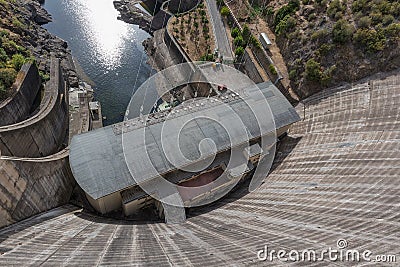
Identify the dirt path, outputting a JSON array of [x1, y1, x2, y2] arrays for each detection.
[[225, 0, 300, 101], [250, 18, 299, 101]]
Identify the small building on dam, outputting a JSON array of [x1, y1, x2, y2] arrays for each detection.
[[69, 81, 300, 222]]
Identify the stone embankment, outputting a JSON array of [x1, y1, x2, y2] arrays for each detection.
[[26, 0, 52, 25], [0, 0, 81, 87], [113, 0, 154, 33]]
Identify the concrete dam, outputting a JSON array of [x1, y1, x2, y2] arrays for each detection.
[[0, 58, 75, 228], [0, 0, 399, 265], [0, 69, 399, 264]]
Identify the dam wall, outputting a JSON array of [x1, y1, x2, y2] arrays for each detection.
[[0, 150, 74, 228], [0, 71, 398, 264], [0, 59, 68, 158], [0, 57, 74, 229], [164, 25, 190, 65], [0, 63, 41, 127]]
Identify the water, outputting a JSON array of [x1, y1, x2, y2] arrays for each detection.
[[43, 0, 152, 125]]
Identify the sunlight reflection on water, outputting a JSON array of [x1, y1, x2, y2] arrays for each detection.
[[43, 0, 151, 125], [65, 0, 133, 70]]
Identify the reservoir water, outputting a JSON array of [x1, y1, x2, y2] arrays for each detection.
[[43, 0, 152, 125]]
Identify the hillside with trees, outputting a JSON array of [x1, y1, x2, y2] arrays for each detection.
[[246, 0, 400, 97]]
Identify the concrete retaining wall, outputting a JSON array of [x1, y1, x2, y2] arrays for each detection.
[[168, 0, 200, 13], [0, 63, 41, 127], [0, 150, 75, 228], [241, 50, 264, 84], [222, 1, 297, 104], [0, 59, 68, 158], [164, 25, 191, 65]]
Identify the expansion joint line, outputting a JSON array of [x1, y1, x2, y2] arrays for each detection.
[[37, 220, 95, 266], [149, 224, 175, 267], [95, 224, 119, 266]]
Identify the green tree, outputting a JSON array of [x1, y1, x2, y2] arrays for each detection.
[[274, 1, 300, 27], [10, 53, 26, 70], [384, 23, 400, 39], [249, 35, 262, 49], [231, 28, 241, 38], [275, 15, 297, 35], [305, 58, 323, 81], [357, 16, 372, 28], [234, 36, 245, 47], [0, 67, 17, 100], [327, 0, 344, 19], [0, 68, 17, 87], [332, 19, 354, 44], [0, 48, 8, 63], [311, 29, 330, 42], [354, 28, 386, 52], [242, 24, 251, 43], [234, 46, 245, 57], [382, 15, 394, 26], [220, 6, 230, 17], [269, 64, 278, 75]]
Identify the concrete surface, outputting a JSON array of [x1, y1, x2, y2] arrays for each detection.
[[0, 64, 41, 127], [0, 71, 398, 265], [0, 59, 68, 158], [0, 150, 74, 229], [0, 58, 75, 229]]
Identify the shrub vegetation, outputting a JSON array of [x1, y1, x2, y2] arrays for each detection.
[[0, 29, 32, 101]]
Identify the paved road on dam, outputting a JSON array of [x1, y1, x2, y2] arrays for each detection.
[[205, 0, 234, 61]]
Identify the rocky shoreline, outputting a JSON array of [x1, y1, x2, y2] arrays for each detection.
[[113, 0, 182, 72], [113, 0, 153, 33], [1, 0, 81, 88]]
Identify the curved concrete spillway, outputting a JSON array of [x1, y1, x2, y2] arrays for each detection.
[[0, 151, 74, 228], [0, 64, 41, 127], [0, 58, 75, 229], [0, 59, 68, 158], [0, 72, 399, 265]]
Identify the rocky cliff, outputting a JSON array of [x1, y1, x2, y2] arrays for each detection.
[[0, 0, 80, 93], [114, 0, 154, 33]]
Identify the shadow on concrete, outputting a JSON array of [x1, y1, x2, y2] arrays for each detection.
[[73, 210, 163, 226], [186, 179, 251, 219], [0, 204, 163, 245], [269, 135, 302, 174], [0, 204, 79, 248]]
